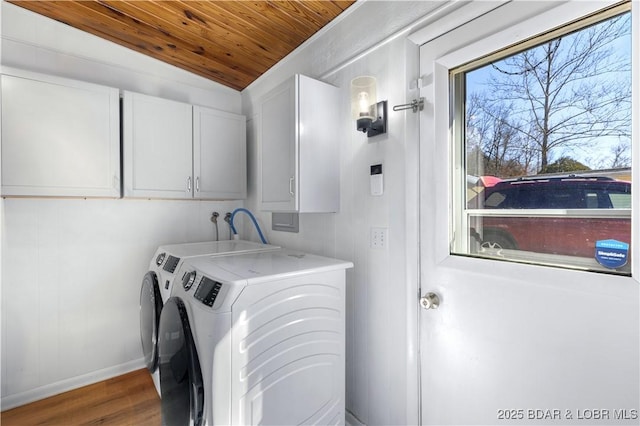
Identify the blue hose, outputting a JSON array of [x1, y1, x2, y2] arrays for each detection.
[[230, 208, 268, 244]]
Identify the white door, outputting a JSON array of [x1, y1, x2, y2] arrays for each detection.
[[418, 2, 639, 425]]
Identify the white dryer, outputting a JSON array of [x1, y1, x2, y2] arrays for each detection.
[[140, 240, 280, 396], [158, 249, 353, 426]]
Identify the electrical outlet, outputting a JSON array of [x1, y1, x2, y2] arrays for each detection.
[[370, 227, 388, 249]]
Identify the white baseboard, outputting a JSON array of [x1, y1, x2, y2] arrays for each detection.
[[346, 409, 367, 426], [1, 358, 146, 411]]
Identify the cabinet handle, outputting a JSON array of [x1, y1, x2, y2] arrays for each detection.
[[196, 177, 200, 192], [187, 176, 192, 192], [289, 177, 295, 196]]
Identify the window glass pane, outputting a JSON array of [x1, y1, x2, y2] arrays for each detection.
[[453, 7, 632, 275]]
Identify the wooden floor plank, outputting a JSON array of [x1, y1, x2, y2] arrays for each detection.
[[1, 369, 161, 426]]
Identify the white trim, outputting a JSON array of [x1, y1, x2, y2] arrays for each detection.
[[632, 0, 639, 281], [320, 0, 468, 80], [0, 358, 146, 410], [466, 209, 631, 218], [346, 409, 367, 426], [408, 1, 509, 46], [437, 0, 621, 69], [437, 0, 636, 276], [402, 39, 422, 426]]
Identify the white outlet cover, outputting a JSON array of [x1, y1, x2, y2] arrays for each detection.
[[371, 227, 388, 249]]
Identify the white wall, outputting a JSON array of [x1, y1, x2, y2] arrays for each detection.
[[0, 1, 244, 409], [1, 198, 241, 407], [240, 2, 445, 423]]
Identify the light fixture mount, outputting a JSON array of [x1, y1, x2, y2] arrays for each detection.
[[359, 100, 387, 137]]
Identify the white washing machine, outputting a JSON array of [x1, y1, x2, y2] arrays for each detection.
[[140, 240, 280, 395], [158, 249, 353, 426]]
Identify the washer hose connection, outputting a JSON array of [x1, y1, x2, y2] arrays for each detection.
[[229, 208, 268, 244]]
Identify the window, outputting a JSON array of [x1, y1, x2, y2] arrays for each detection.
[[451, 4, 632, 275]]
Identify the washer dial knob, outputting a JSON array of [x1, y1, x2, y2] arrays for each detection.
[[155, 252, 166, 267], [183, 271, 197, 290]]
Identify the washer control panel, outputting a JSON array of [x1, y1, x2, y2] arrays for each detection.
[[194, 277, 223, 307], [163, 255, 180, 273]]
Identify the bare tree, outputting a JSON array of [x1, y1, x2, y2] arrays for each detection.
[[479, 13, 631, 173], [609, 141, 631, 169], [466, 93, 527, 177]]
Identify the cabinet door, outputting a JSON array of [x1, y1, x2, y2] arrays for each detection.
[[193, 106, 246, 200], [123, 92, 193, 198], [260, 77, 296, 212], [1, 72, 120, 197]]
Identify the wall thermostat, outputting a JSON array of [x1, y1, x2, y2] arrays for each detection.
[[370, 163, 383, 196]]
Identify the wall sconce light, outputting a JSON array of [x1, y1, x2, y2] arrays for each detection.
[[351, 76, 387, 137]]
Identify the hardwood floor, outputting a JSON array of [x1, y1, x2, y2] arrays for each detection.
[[1, 369, 161, 426]]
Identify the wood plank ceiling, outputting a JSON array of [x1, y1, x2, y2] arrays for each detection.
[[8, 1, 355, 91]]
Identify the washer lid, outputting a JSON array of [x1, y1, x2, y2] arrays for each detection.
[[157, 240, 279, 258], [191, 249, 354, 285]]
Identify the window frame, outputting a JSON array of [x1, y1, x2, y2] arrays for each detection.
[[448, 2, 633, 274]]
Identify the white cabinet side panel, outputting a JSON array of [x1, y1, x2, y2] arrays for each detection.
[[298, 75, 340, 213]]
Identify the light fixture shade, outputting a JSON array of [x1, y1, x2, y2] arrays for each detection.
[[351, 76, 377, 121]]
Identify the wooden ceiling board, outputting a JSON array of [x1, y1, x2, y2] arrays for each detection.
[[99, 1, 271, 74], [197, 1, 311, 51], [118, 1, 278, 66], [105, 2, 252, 86], [157, 1, 291, 62], [8, 0, 355, 90]]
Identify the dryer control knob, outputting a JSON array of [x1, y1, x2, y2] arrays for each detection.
[[183, 271, 197, 290], [156, 252, 166, 266]]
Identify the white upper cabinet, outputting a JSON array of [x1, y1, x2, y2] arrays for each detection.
[[260, 77, 296, 211], [123, 91, 193, 199], [124, 91, 246, 200], [1, 69, 120, 197], [193, 106, 246, 200], [259, 74, 340, 213]]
